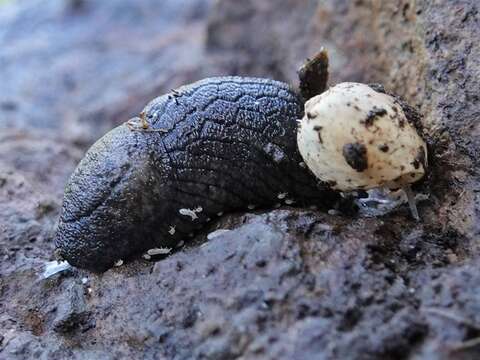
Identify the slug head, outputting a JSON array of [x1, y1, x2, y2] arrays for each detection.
[[55, 125, 161, 272]]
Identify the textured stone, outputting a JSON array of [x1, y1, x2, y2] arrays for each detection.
[[0, 0, 213, 146]]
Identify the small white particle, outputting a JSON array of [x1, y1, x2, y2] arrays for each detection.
[[206, 217, 211, 222], [168, 226, 176, 235], [207, 229, 231, 240], [328, 209, 339, 216], [408, 288, 416, 294], [277, 192, 288, 199], [217, 212, 224, 216], [285, 199, 295, 205], [114, 259, 123, 267], [248, 204, 256, 210], [179, 208, 200, 220], [195, 206, 203, 213], [147, 247, 172, 256], [42, 260, 71, 279], [81, 277, 88, 284], [87, 288, 92, 294], [143, 253, 152, 260], [299, 162, 306, 168]]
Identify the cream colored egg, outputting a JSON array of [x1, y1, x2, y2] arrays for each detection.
[[297, 82, 427, 192]]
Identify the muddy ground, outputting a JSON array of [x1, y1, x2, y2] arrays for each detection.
[[1, 0, 479, 359]]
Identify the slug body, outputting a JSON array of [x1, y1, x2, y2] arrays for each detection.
[[55, 77, 337, 272]]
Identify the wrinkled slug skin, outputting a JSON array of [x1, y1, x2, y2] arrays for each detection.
[[55, 77, 338, 272]]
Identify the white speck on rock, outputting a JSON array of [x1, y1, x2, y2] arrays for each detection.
[[114, 259, 123, 267], [42, 260, 71, 279], [142, 254, 152, 260], [277, 192, 288, 199], [81, 277, 88, 284], [179, 207, 203, 220], [147, 247, 172, 256], [168, 226, 176, 235], [217, 212, 224, 216], [207, 229, 231, 240]]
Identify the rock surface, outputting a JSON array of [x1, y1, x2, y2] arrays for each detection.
[[0, 0, 212, 146], [1, 0, 480, 359]]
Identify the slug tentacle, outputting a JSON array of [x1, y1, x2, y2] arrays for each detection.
[[55, 77, 338, 272]]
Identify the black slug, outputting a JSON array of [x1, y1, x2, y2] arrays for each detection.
[[55, 48, 429, 271], [55, 56, 340, 271]]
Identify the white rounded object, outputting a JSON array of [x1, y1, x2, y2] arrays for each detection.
[[297, 82, 427, 192]]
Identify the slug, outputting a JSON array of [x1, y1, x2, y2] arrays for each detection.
[[55, 50, 427, 272], [55, 51, 340, 272]]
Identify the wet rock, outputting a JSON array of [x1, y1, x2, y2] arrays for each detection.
[[52, 283, 91, 334], [1, 0, 480, 359], [0, 0, 213, 146], [206, 0, 323, 85], [0, 129, 83, 197], [0, 168, 59, 275], [0, 207, 470, 358], [205, 0, 387, 88]]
